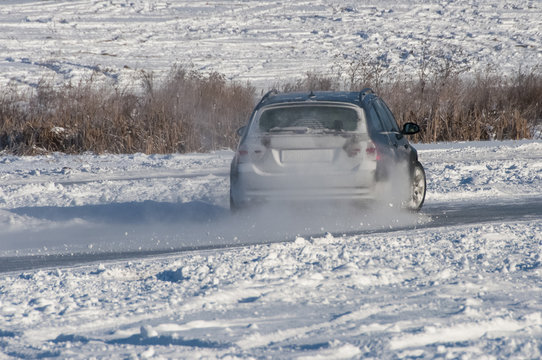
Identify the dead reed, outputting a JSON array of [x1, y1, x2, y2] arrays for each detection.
[[0, 66, 255, 155], [284, 65, 541, 143], [0, 63, 540, 155]]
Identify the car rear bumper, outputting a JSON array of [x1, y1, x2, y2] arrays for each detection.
[[242, 187, 374, 201], [231, 164, 377, 206]]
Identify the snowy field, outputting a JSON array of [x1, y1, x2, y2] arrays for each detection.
[[0, 140, 541, 358], [1, 0, 541, 90], [1, 0, 542, 358]]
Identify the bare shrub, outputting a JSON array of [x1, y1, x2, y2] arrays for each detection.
[[0, 66, 255, 155], [377, 61, 541, 142], [1, 61, 540, 155], [277, 71, 339, 92], [332, 51, 392, 93], [273, 60, 541, 143]]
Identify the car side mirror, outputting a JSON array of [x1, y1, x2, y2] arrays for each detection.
[[236, 126, 247, 137], [401, 122, 420, 135]]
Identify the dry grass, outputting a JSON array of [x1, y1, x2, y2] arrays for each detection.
[[0, 63, 540, 155], [0, 66, 255, 155], [382, 66, 541, 142], [283, 64, 542, 142]]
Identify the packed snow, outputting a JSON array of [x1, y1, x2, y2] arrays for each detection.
[[0, 140, 541, 358]]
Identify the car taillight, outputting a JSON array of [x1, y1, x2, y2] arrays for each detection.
[[346, 146, 361, 157], [237, 145, 265, 163], [237, 146, 249, 163], [365, 141, 381, 161]]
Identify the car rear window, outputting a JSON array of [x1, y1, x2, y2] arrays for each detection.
[[257, 105, 360, 132]]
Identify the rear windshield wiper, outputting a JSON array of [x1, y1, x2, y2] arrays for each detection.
[[319, 128, 346, 134], [268, 126, 311, 133]]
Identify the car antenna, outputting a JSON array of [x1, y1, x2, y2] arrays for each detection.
[[308, 90, 316, 98], [359, 88, 374, 101]]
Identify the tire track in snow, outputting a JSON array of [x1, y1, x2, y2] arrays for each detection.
[[1, 197, 540, 273]]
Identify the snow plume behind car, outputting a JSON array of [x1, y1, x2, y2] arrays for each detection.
[[0, 197, 426, 264], [1, 139, 540, 263]]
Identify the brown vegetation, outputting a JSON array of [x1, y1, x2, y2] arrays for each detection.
[[381, 67, 541, 142], [0, 63, 540, 155], [331, 50, 542, 142], [0, 67, 255, 155]]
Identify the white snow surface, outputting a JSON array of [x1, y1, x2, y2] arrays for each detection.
[[1, 0, 541, 90], [0, 140, 541, 359], [1, 0, 542, 357]]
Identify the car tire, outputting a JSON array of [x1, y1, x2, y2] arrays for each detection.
[[230, 192, 239, 213], [407, 162, 426, 211]]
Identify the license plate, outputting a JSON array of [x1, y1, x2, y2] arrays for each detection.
[[281, 149, 334, 163]]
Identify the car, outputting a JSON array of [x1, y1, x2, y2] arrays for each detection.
[[229, 89, 426, 211]]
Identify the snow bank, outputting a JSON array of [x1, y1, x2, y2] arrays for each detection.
[[419, 140, 542, 203]]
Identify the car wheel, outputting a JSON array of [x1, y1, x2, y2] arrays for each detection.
[[407, 162, 426, 211]]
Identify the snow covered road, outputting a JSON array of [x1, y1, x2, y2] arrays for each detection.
[[0, 141, 540, 268], [0, 140, 541, 358], [0, 197, 540, 274]]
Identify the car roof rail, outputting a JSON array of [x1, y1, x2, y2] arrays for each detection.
[[359, 88, 374, 101]]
